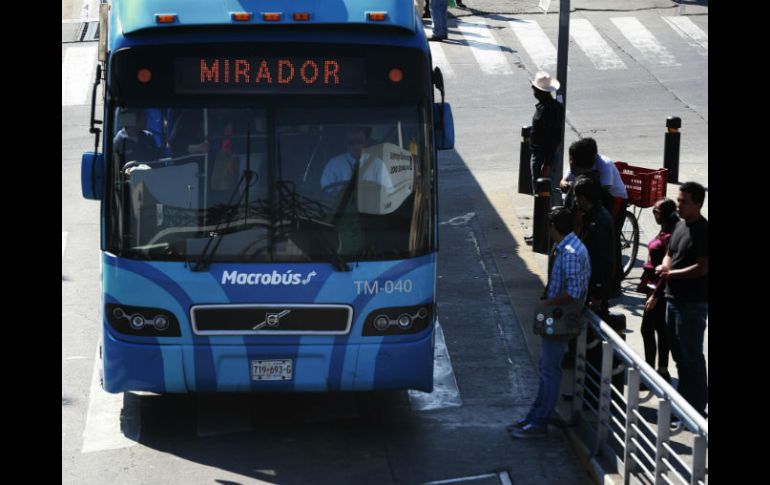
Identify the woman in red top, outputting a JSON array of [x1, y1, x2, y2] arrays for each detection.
[[639, 198, 678, 385]]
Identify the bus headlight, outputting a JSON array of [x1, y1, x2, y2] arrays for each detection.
[[153, 315, 170, 331], [363, 304, 433, 336], [397, 314, 412, 330], [130, 315, 146, 330], [106, 304, 181, 337], [374, 315, 390, 331]]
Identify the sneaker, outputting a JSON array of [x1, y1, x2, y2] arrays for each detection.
[[456, 1, 469, 8], [429, 35, 447, 42], [509, 423, 547, 439], [422, 11, 431, 19], [506, 419, 528, 432]]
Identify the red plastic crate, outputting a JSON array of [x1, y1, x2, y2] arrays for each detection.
[[614, 162, 668, 208]]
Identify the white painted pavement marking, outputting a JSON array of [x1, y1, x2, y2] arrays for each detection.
[[509, 19, 557, 73], [457, 18, 513, 75], [440, 212, 476, 226], [570, 18, 627, 70], [80, 0, 99, 20], [662, 16, 708, 53], [611, 17, 680, 66], [81, 344, 141, 453], [424, 27, 456, 78], [62, 44, 97, 106], [422, 472, 513, 485], [62, 232, 68, 258], [408, 319, 463, 411], [498, 471, 513, 485]]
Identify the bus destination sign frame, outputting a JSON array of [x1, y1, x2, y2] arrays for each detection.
[[175, 56, 366, 94]]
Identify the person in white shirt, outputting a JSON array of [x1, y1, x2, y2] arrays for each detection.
[[560, 139, 627, 200], [561, 138, 628, 297], [320, 126, 394, 196], [321, 127, 367, 194], [319, 126, 395, 256]]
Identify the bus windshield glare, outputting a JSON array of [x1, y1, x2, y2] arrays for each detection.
[[108, 104, 432, 265]]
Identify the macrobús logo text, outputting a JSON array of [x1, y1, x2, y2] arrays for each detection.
[[221, 270, 318, 286]]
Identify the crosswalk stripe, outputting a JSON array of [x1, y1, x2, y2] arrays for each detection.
[[81, 344, 140, 453], [62, 232, 68, 258], [425, 27, 456, 78], [457, 18, 513, 75], [509, 19, 557, 73], [611, 17, 680, 66], [62, 44, 97, 106], [570, 19, 627, 70], [662, 16, 708, 52]]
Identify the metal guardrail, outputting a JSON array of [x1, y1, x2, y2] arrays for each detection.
[[569, 309, 708, 485]]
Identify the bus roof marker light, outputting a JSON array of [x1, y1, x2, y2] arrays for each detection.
[[262, 12, 282, 21], [388, 68, 403, 83], [367, 12, 388, 21], [137, 68, 152, 84], [231, 12, 253, 22], [155, 14, 177, 24], [293, 12, 311, 21]]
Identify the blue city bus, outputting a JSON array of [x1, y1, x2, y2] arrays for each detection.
[[81, 0, 454, 393]]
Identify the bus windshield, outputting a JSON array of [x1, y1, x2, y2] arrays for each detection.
[[108, 104, 432, 265]]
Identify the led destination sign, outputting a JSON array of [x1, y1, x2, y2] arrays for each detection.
[[175, 57, 366, 94]]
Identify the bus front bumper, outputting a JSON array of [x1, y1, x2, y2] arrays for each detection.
[[101, 330, 435, 394]]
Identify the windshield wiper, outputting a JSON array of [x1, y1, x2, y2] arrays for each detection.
[[276, 180, 350, 272], [191, 121, 257, 272], [274, 134, 351, 272], [190, 171, 257, 272]]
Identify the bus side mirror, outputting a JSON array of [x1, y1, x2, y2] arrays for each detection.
[[433, 102, 454, 151], [82, 152, 105, 200]]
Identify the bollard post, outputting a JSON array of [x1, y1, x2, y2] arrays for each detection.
[[518, 126, 533, 195], [663, 116, 681, 183], [532, 177, 552, 254]]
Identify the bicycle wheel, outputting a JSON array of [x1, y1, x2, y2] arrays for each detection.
[[619, 210, 639, 278]]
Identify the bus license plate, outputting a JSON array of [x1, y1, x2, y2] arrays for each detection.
[[251, 359, 293, 381]]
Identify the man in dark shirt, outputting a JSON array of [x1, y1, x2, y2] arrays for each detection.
[[113, 109, 163, 164], [529, 71, 564, 195], [571, 175, 627, 401], [574, 176, 615, 314], [657, 182, 708, 417]]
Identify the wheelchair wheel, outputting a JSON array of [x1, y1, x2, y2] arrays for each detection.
[[620, 210, 639, 278]]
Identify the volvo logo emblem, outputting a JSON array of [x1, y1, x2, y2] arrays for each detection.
[[253, 309, 291, 330]]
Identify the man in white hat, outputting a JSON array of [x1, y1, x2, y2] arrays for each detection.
[[527, 71, 564, 201]]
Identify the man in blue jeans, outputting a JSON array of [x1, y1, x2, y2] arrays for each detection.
[[428, 0, 448, 41], [510, 207, 590, 438], [657, 182, 708, 418]]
